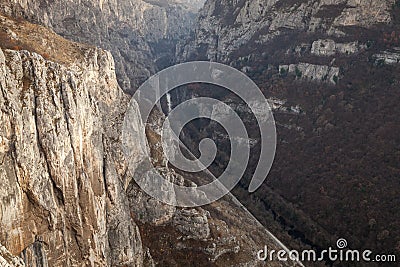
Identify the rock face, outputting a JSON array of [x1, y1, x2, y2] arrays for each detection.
[[311, 39, 366, 56], [182, 0, 395, 62], [180, 0, 396, 91], [0, 243, 25, 267], [0, 0, 205, 93], [373, 48, 400, 64], [279, 63, 340, 84], [0, 14, 144, 266], [173, 208, 210, 240]]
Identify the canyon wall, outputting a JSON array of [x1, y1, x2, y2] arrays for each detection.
[[0, 0, 205, 93], [0, 12, 300, 267]]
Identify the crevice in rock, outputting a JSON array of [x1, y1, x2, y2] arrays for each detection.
[[29, 58, 65, 209]]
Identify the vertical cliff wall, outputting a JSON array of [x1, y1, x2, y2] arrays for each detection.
[[0, 15, 148, 265]]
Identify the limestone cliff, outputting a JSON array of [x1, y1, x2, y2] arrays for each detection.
[[182, 0, 396, 63], [0, 0, 206, 93], [180, 0, 400, 85], [0, 13, 145, 266]]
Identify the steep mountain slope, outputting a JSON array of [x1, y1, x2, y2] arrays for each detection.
[[0, 0, 205, 93], [180, 0, 400, 265], [0, 14, 145, 266], [0, 13, 300, 267], [182, 0, 396, 62]]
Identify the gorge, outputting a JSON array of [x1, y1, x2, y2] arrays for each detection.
[[1, 0, 400, 266]]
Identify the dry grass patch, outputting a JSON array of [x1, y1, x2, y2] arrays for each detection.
[[0, 13, 93, 65]]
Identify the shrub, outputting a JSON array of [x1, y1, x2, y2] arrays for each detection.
[[11, 45, 22, 51], [333, 75, 339, 84], [376, 59, 386, 67], [42, 52, 50, 60], [280, 67, 288, 77], [295, 66, 303, 78]]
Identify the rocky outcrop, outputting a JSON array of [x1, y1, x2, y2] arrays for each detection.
[[279, 63, 340, 84], [0, 243, 25, 267], [0, 0, 205, 93], [173, 208, 210, 240], [332, 0, 394, 27], [311, 39, 366, 56], [374, 48, 400, 64]]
